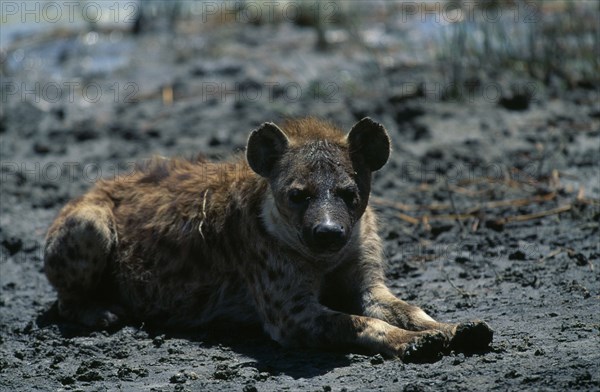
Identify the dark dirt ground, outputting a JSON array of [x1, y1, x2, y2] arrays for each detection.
[[1, 2, 599, 391]]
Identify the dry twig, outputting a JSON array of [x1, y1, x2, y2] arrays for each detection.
[[492, 204, 572, 225], [537, 248, 565, 263]]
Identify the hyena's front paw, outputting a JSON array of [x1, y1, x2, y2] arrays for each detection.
[[400, 331, 448, 363], [449, 320, 493, 353]]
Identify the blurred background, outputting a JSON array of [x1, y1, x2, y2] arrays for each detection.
[[1, 0, 598, 217], [2, 1, 598, 138]]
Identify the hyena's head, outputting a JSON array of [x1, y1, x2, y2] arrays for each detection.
[[247, 117, 390, 259]]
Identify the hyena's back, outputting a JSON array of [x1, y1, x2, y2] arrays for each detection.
[[44, 156, 265, 328]]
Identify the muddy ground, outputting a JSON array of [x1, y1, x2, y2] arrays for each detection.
[[1, 3, 599, 391]]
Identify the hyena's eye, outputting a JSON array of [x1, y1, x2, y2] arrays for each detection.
[[288, 188, 311, 205], [337, 187, 358, 206]]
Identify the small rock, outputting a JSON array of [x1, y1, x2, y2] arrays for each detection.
[[505, 369, 521, 379], [185, 371, 198, 380], [74, 128, 98, 141], [509, 250, 527, 260], [113, 348, 129, 359], [33, 142, 51, 154], [59, 376, 75, 385], [499, 90, 531, 111], [214, 63, 242, 76], [485, 220, 504, 232], [190, 64, 207, 77], [257, 371, 270, 381], [568, 251, 588, 266], [2, 237, 23, 255], [134, 329, 149, 339], [403, 384, 425, 392], [370, 354, 384, 365], [214, 364, 237, 380], [77, 370, 103, 382], [52, 354, 65, 364], [208, 136, 223, 147], [118, 365, 149, 381], [170, 373, 187, 384], [522, 375, 542, 383], [386, 230, 399, 240], [394, 104, 425, 123], [153, 335, 165, 347]]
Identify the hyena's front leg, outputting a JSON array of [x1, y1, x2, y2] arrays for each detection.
[[361, 284, 493, 353], [321, 241, 493, 354], [248, 267, 447, 361]]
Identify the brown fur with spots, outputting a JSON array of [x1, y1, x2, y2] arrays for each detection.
[[44, 117, 492, 361]]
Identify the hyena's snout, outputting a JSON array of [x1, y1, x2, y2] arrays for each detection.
[[304, 218, 349, 253], [301, 193, 356, 253]]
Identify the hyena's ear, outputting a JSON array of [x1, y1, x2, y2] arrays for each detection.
[[246, 122, 289, 177], [347, 117, 391, 171]]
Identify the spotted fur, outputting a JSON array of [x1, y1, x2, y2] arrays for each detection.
[[44, 117, 492, 360]]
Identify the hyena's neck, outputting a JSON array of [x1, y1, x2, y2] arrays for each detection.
[[198, 163, 268, 237]]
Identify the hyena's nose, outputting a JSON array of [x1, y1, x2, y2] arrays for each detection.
[[312, 222, 346, 250]]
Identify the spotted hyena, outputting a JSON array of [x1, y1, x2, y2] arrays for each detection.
[[44, 117, 492, 361]]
